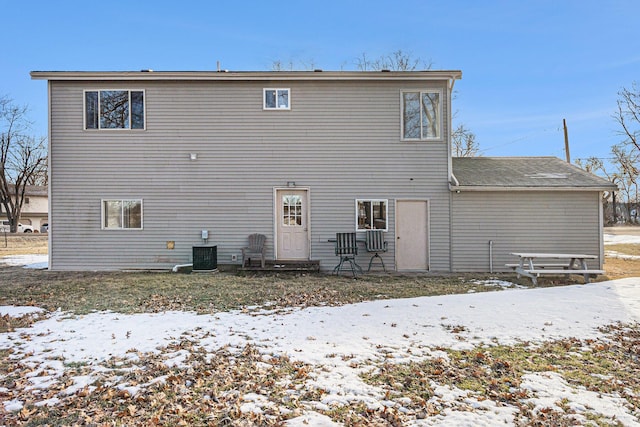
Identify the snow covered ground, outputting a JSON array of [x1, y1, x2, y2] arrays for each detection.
[[604, 233, 640, 245], [1, 233, 640, 424], [0, 254, 47, 269], [1, 280, 640, 424]]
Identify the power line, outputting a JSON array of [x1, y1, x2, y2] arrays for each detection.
[[574, 157, 619, 162], [478, 127, 562, 155]]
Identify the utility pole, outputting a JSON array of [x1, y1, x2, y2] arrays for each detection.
[[563, 119, 570, 163]]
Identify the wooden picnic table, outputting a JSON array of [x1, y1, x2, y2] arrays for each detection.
[[508, 252, 604, 285]]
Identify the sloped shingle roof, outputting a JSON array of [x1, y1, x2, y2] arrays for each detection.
[[451, 157, 616, 190], [9, 184, 49, 197], [7, 185, 48, 197]]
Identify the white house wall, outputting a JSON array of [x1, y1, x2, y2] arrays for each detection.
[[48, 78, 453, 271]]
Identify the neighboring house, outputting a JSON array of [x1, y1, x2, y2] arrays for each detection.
[[0, 185, 48, 232], [31, 70, 615, 272]]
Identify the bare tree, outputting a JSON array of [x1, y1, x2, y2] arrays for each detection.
[[0, 96, 48, 232], [575, 156, 606, 175], [452, 124, 479, 157], [608, 83, 640, 222], [614, 82, 640, 152], [271, 60, 292, 71], [356, 49, 432, 71], [611, 143, 639, 222], [576, 156, 622, 223], [270, 58, 316, 71]]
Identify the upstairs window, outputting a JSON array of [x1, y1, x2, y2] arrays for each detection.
[[102, 199, 143, 229], [356, 199, 388, 231], [85, 90, 145, 130], [263, 88, 290, 110], [402, 90, 441, 140]]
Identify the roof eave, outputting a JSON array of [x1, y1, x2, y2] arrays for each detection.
[[30, 70, 463, 82], [449, 184, 617, 192]]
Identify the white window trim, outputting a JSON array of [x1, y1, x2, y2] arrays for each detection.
[[263, 88, 291, 110], [101, 199, 144, 230], [400, 89, 443, 142], [355, 199, 389, 232], [84, 89, 146, 130]]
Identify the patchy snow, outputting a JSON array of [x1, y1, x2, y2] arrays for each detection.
[[604, 233, 640, 245], [606, 250, 640, 260], [0, 306, 44, 317], [521, 371, 639, 426], [471, 278, 528, 289], [285, 411, 341, 426], [1, 278, 640, 425], [604, 231, 640, 259], [3, 399, 24, 412], [0, 254, 48, 269], [1, 229, 640, 423]]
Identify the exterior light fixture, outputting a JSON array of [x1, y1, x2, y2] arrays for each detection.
[[190, 153, 197, 161]]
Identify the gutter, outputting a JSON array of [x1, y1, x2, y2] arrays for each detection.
[[449, 185, 618, 192], [31, 70, 463, 82]]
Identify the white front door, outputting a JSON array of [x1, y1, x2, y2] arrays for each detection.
[[276, 189, 310, 260], [396, 200, 429, 271]]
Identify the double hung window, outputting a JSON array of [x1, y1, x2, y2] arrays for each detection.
[[401, 90, 441, 140], [85, 90, 145, 129], [102, 199, 143, 229], [356, 199, 388, 231]]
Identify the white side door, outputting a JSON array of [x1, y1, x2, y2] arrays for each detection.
[[396, 200, 429, 271], [276, 189, 310, 260]]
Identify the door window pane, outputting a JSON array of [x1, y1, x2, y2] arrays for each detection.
[[282, 195, 302, 226]]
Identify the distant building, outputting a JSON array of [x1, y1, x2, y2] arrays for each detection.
[[0, 185, 48, 232]]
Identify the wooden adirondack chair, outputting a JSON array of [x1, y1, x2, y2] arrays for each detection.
[[333, 232, 363, 277], [365, 230, 388, 272], [242, 233, 266, 268]]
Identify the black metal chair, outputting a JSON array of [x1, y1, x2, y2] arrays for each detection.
[[333, 232, 363, 277], [365, 230, 388, 272]]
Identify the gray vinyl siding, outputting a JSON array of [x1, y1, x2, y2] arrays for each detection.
[[48, 78, 452, 271], [450, 191, 603, 272]]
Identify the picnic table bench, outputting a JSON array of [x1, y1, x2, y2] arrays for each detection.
[[508, 252, 604, 285]]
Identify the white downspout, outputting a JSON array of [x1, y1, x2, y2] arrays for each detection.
[[172, 263, 192, 272], [489, 240, 494, 273]]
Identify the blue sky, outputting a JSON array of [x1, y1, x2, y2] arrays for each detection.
[[3, 0, 638, 169]]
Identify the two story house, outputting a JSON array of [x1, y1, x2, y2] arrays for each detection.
[[31, 70, 615, 272]]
